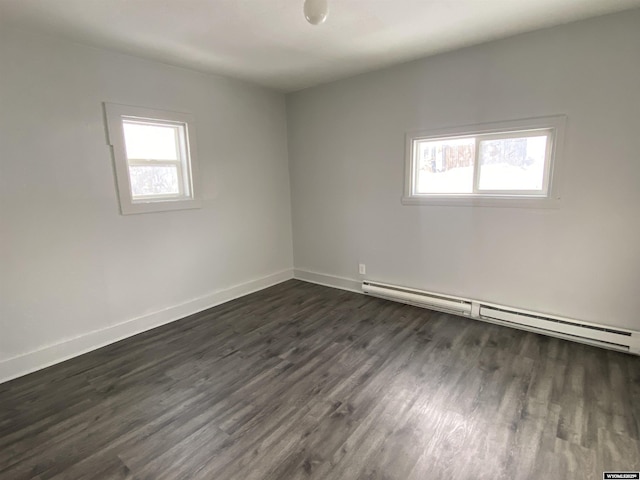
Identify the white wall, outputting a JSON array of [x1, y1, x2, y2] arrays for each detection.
[[2, 10, 639, 384], [0, 28, 293, 380], [287, 10, 640, 330]]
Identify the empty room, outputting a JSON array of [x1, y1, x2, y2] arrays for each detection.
[[1, 0, 639, 479]]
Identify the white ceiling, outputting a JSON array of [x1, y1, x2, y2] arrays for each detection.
[[2, 0, 639, 92]]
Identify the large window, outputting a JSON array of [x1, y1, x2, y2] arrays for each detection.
[[104, 103, 201, 215], [403, 116, 565, 207]]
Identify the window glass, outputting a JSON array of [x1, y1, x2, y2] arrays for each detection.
[[415, 137, 475, 194], [123, 121, 179, 160], [477, 135, 548, 192], [129, 165, 180, 197]]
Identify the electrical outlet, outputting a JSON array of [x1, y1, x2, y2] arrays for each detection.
[[358, 263, 366, 275]]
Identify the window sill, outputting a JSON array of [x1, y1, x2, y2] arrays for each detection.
[[401, 194, 560, 209], [121, 198, 202, 215]]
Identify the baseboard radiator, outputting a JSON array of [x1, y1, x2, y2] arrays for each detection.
[[362, 281, 640, 355]]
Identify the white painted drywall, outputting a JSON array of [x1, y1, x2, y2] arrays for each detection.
[[287, 10, 640, 330], [0, 27, 293, 373]]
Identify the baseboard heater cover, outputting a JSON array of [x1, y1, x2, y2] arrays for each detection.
[[362, 281, 640, 355], [362, 281, 472, 316]]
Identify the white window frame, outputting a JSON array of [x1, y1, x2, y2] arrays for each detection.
[[104, 103, 202, 215], [402, 115, 566, 208]]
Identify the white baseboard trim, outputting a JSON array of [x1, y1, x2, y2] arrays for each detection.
[[293, 269, 361, 293], [0, 269, 294, 385]]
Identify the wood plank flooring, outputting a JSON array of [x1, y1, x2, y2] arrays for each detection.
[[0, 279, 639, 479]]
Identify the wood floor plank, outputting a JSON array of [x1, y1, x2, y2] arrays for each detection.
[[1, 280, 639, 480]]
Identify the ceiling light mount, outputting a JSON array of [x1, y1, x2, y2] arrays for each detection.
[[304, 0, 329, 25]]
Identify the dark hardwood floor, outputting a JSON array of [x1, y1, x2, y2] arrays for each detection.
[[1, 280, 639, 480]]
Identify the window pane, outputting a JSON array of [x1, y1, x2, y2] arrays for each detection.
[[129, 165, 180, 197], [123, 121, 179, 160], [415, 137, 475, 194], [478, 135, 548, 191]]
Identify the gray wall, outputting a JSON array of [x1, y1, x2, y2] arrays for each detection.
[[0, 27, 293, 378], [287, 10, 640, 330]]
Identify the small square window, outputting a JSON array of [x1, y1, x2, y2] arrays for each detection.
[[104, 103, 201, 215], [403, 116, 565, 208]]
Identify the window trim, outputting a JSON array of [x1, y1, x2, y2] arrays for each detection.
[[402, 115, 566, 208], [104, 102, 202, 215]]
